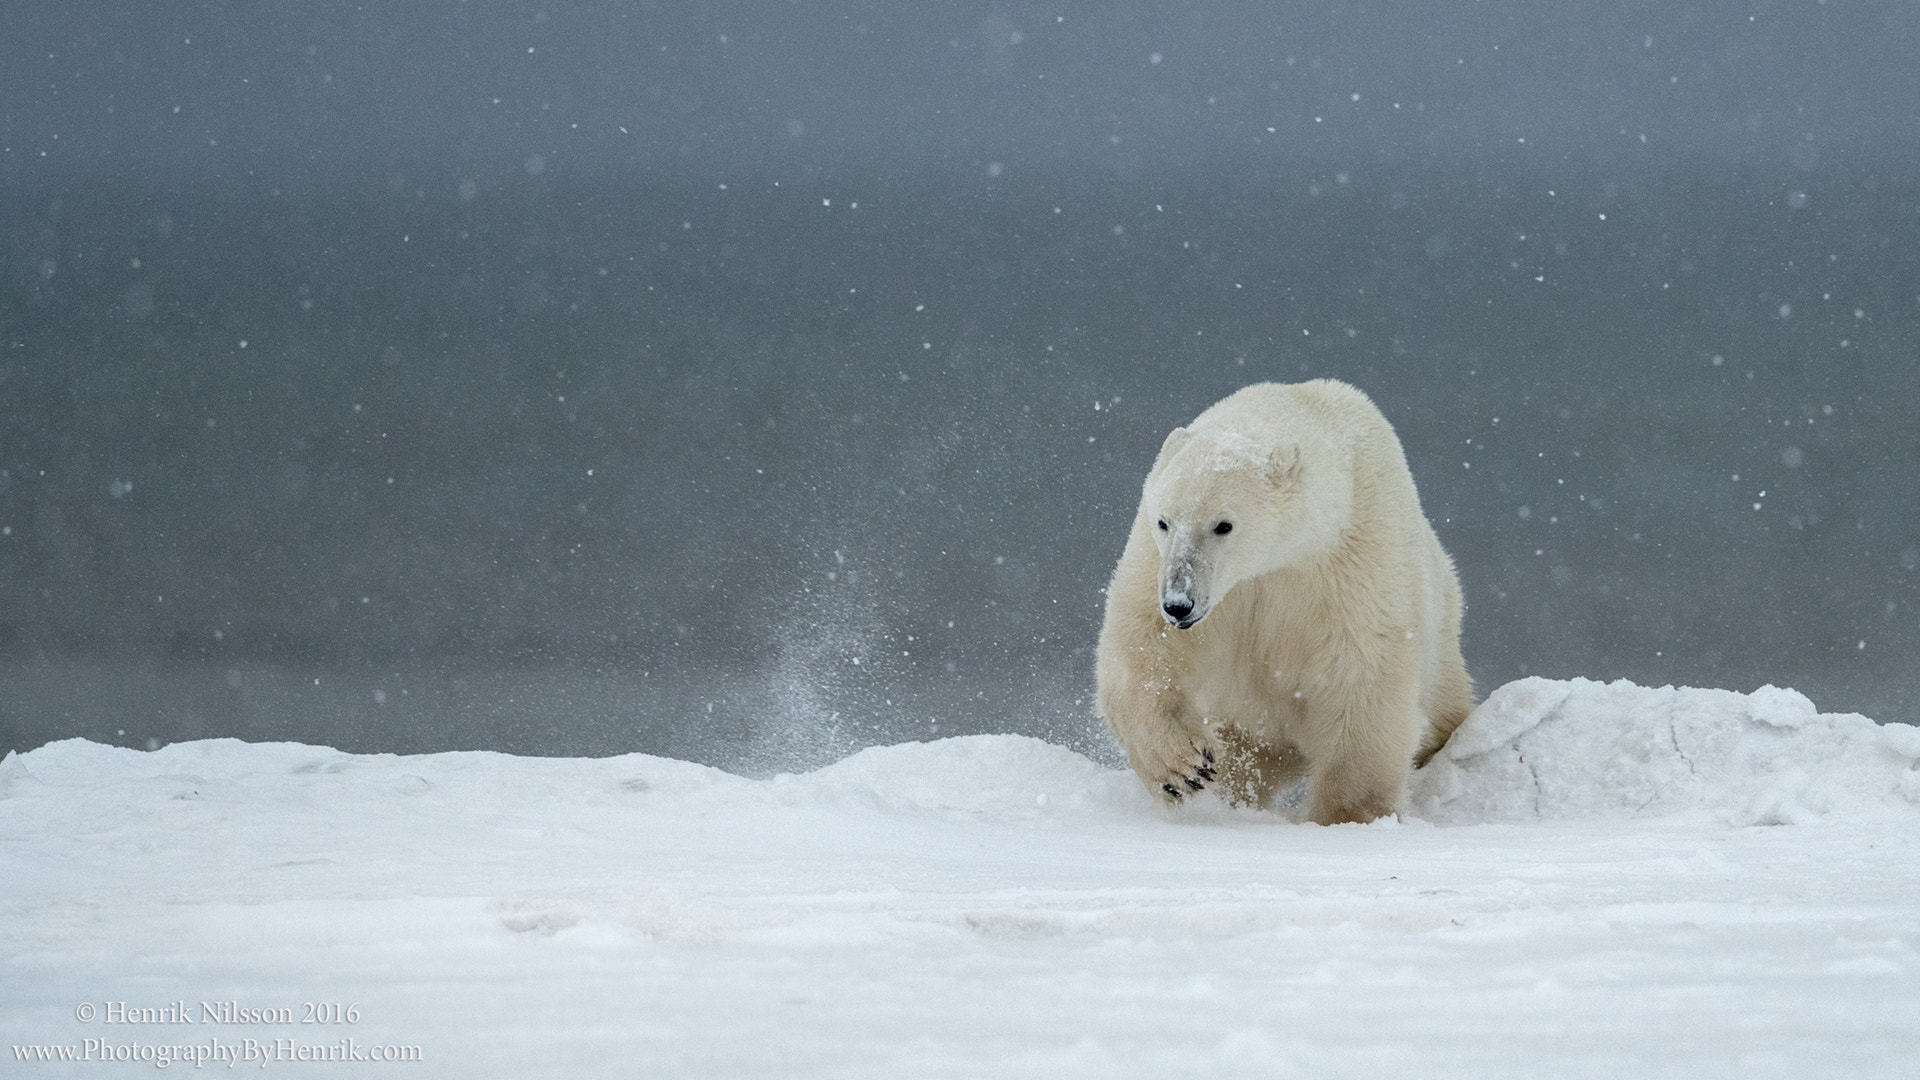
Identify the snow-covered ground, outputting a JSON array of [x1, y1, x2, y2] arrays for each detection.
[[5, 677, 1919, 1078]]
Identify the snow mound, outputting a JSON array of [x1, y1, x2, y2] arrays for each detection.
[[0, 736, 748, 815], [1407, 677, 1920, 825], [795, 733, 1140, 817], [6, 678, 1913, 832]]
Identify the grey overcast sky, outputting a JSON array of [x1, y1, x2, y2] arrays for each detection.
[[3, 2, 1917, 760], [5, 2, 1917, 190]]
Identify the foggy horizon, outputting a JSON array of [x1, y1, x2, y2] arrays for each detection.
[[3, 2, 1916, 766]]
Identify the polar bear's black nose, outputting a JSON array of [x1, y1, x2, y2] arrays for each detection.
[[1162, 599, 1194, 623]]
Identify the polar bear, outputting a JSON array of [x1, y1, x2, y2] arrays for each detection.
[[1096, 380, 1472, 824]]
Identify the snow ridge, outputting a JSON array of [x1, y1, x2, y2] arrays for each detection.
[[4, 678, 1916, 829], [1405, 677, 1920, 825]]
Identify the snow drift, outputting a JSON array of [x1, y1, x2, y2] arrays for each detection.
[[5, 678, 1920, 1079], [5, 677, 1913, 829], [1407, 676, 1920, 826]]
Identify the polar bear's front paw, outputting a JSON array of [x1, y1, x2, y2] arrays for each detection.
[[1150, 745, 1216, 802]]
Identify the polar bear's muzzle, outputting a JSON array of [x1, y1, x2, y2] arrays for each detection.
[[1161, 596, 1204, 629], [1159, 564, 1211, 629]]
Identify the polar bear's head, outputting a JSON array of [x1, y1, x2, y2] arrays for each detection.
[[1141, 426, 1348, 629]]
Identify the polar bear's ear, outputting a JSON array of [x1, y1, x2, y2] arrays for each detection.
[[1267, 444, 1305, 487], [1156, 427, 1192, 462]]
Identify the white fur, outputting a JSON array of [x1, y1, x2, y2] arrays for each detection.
[[1095, 380, 1473, 824]]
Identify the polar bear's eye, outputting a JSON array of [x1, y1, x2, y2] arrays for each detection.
[[1212, 521, 1233, 536], [1156, 519, 1169, 532]]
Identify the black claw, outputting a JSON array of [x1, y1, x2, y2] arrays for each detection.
[[1201, 748, 1216, 764], [1183, 775, 1206, 792], [1161, 783, 1184, 799], [1195, 766, 1216, 782]]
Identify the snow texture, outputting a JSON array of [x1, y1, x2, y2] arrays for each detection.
[[1408, 676, 1920, 827], [4, 678, 1919, 1077]]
